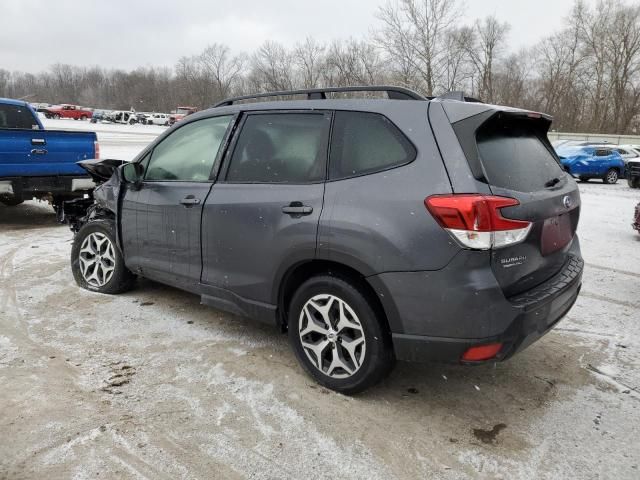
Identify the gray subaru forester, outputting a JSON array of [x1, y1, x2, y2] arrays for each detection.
[[66, 86, 583, 394]]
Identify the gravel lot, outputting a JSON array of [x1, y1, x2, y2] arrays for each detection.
[[1, 120, 639, 479]]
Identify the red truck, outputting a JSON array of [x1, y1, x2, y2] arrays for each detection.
[[43, 104, 93, 121], [168, 106, 198, 125]]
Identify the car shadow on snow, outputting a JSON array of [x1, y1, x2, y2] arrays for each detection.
[[0, 201, 59, 230]]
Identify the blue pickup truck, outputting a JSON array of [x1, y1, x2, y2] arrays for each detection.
[[0, 98, 98, 209]]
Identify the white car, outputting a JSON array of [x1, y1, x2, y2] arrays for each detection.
[[590, 144, 640, 166], [616, 145, 640, 164], [144, 113, 170, 126]]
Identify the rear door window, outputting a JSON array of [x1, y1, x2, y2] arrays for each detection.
[[0, 104, 38, 129], [329, 111, 416, 180], [225, 112, 330, 183], [476, 118, 565, 192]]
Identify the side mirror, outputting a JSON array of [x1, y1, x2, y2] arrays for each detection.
[[122, 162, 144, 185]]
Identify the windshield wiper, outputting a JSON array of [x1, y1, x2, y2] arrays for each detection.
[[545, 177, 560, 188]]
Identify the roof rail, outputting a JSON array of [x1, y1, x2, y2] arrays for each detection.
[[212, 85, 427, 108]]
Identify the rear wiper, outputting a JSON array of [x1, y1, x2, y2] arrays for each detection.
[[545, 177, 560, 188]]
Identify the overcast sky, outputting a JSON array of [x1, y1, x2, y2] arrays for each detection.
[[1, 0, 587, 73]]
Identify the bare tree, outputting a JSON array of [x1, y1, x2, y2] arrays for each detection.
[[199, 44, 246, 101], [249, 41, 295, 92], [375, 0, 461, 95], [293, 38, 326, 88], [466, 16, 510, 103]]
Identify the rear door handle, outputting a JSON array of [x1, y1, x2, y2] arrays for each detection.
[[282, 202, 313, 216], [180, 195, 201, 206], [30, 149, 48, 155]]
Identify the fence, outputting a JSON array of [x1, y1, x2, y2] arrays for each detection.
[[548, 131, 640, 145]]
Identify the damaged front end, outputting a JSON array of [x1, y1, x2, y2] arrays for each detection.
[[60, 159, 127, 232]]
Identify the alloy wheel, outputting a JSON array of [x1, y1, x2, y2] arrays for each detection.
[[298, 294, 367, 379], [606, 170, 618, 183], [78, 232, 116, 287]]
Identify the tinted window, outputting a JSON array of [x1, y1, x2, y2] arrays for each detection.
[[226, 113, 329, 183], [595, 149, 610, 157], [145, 116, 231, 181], [329, 111, 415, 180], [0, 104, 38, 129], [476, 118, 565, 192]]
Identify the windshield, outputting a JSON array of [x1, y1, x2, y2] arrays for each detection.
[[176, 108, 192, 115]]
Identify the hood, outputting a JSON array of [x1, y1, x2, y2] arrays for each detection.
[[77, 158, 128, 183]]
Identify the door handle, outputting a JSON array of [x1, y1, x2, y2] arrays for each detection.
[[31, 138, 46, 146], [180, 195, 201, 206], [282, 202, 313, 216], [30, 149, 48, 155]]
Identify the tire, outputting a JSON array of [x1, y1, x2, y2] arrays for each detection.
[[628, 177, 640, 189], [0, 196, 24, 207], [71, 220, 135, 294], [288, 275, 394, 394], [603, 168, 619, 184]]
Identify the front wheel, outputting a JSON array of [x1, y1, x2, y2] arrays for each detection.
[[71, 220, 135, 294], [288, 275, 394, 394], [603, 168, 619, 184], [628, 177, 640, 189]]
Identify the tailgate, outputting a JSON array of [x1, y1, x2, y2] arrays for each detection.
[[451, 108, 580, 297], [0, 129, 96, 177]]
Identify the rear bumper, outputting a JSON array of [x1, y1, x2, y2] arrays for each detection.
[[0, 175, 95, 198], [368, 240, 583, 363]]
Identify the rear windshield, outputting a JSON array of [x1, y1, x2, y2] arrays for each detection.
[[0, 104, 38, 129], [476, 118, 564, 192]]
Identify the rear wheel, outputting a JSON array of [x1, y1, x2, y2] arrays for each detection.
[[288, 275, 394, 394], [71, 220, 135, 294], [603, 168, 619, 184]]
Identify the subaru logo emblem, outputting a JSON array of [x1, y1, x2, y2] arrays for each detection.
[[563, 195, 572, 209]]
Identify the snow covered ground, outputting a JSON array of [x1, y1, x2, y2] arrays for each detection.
[[0, 122, 639, 479], [40, 115, 165, 161]]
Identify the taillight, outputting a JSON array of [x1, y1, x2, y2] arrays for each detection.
[[94, 141, 100, 159], [425, 194, 532, 250]]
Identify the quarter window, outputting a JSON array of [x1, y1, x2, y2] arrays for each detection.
[[145, 116, 232, 181], [226, 113, 329, 183], [329, 111, 416, 180]]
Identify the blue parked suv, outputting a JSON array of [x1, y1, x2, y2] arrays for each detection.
[[63, 86, 583, 394], [556, 145, 625, 184]]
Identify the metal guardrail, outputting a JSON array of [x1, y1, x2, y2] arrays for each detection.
[[548, 131, 640, 145]]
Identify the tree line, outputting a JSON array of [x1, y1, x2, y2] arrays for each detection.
[[1, 0, 639, 134]]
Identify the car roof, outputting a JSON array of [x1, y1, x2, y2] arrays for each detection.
[[0, 97, 29, 107]]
